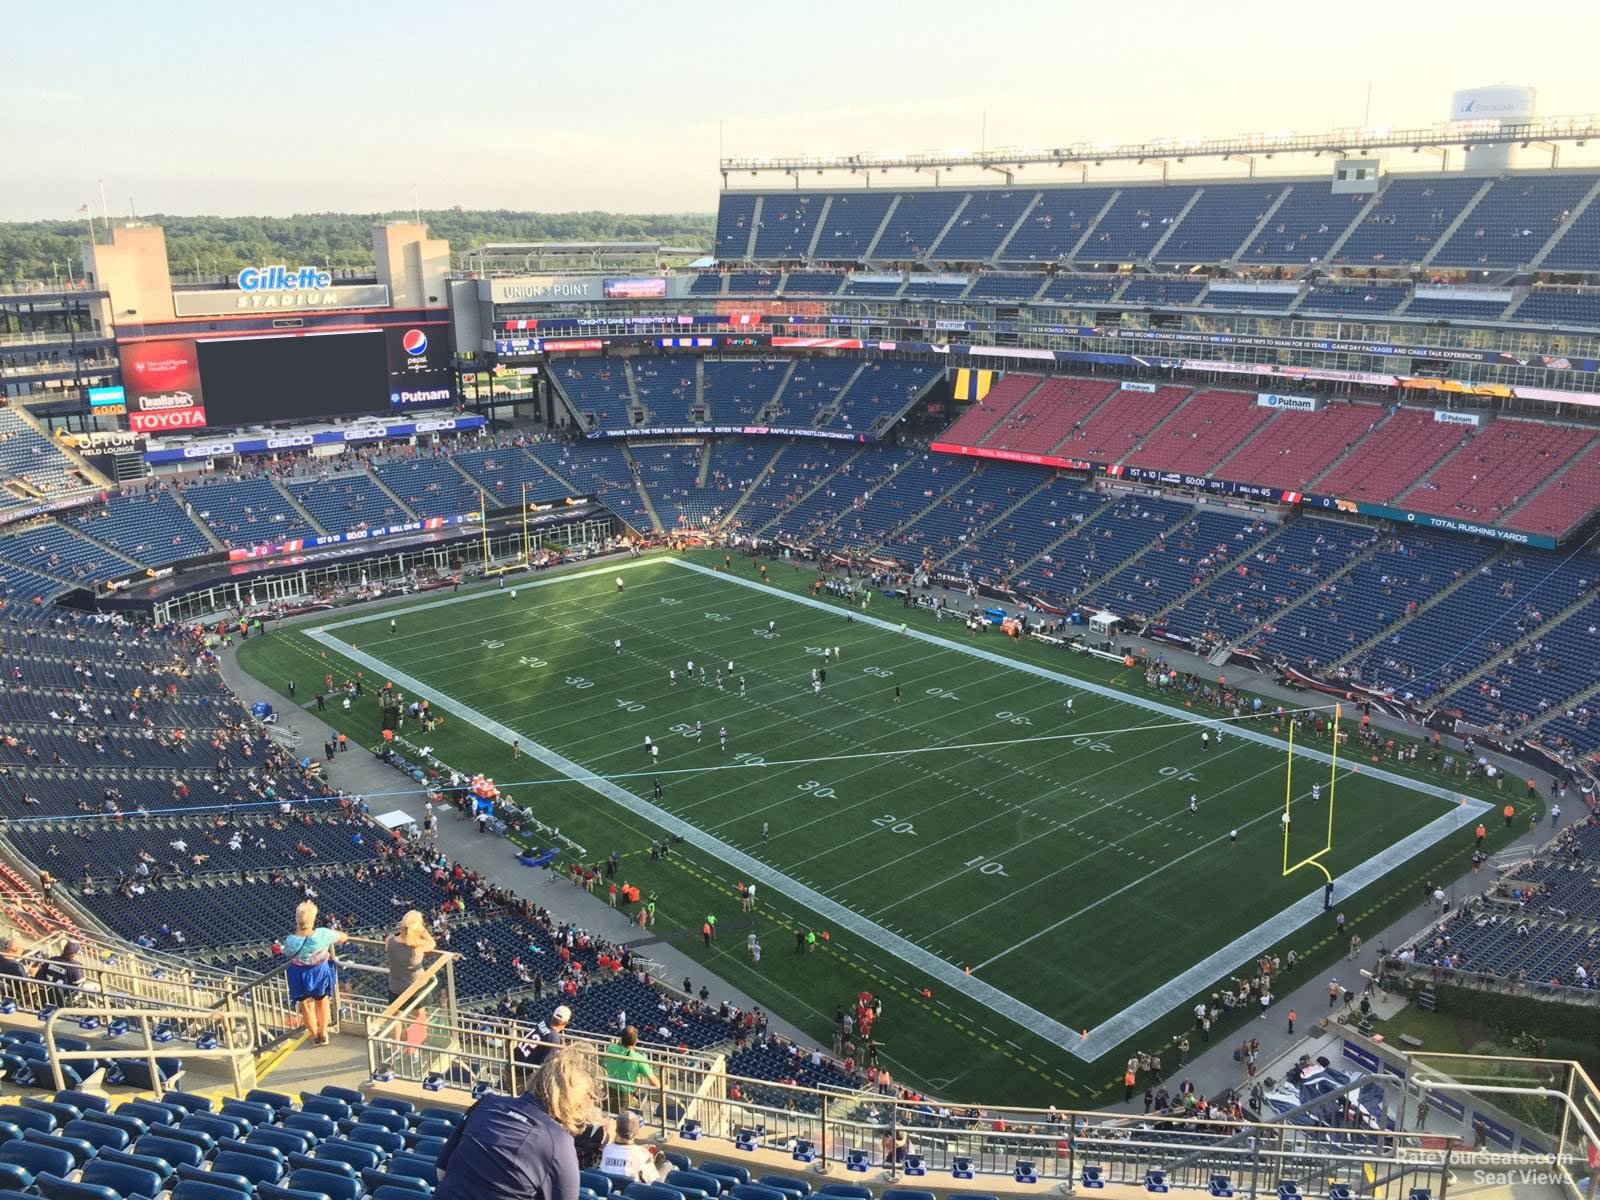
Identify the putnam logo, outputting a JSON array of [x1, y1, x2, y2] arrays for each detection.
[[401, 329, 428, 356]]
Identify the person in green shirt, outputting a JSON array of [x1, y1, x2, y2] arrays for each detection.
[[604, 1026, 661, 1112]]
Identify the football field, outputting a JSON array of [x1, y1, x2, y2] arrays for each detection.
[[240, 551, 1493, 1101]]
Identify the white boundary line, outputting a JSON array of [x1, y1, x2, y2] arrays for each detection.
[[303, 555, 1490, 1061]]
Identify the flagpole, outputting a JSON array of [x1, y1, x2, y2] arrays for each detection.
[[521, 482, 530, 564], [99, 179, 110, 234]]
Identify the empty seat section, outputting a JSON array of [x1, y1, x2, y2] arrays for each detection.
[[1316, 408, 1464, 503], [986, 377, 1116, 455], [1220, 402, 1386, 492], [1059, 385, 1189, 465], [1125, 390, 1271, 476], [1401, 420, 1594, 523]]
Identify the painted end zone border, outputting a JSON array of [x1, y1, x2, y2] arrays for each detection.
[[305, 555, 1490, 1061]]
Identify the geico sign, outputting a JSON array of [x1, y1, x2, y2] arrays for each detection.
[[266, 435, 315, 449], [181, 440, 242, 458], [129, 408, 208, 433]]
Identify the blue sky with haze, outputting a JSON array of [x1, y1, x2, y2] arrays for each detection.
[[1, 0, 1593, 220]]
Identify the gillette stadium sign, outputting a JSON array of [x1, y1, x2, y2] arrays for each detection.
[[172, 266, 389, 317]]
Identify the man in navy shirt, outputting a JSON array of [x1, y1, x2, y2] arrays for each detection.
[[435, 1042, 591, 1200]]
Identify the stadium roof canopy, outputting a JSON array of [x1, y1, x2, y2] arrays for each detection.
[[722, 113, 1600, 185], [461, 241, 709, 273]]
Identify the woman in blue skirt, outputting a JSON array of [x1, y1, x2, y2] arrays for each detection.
[[282, 900, 349, 1045]]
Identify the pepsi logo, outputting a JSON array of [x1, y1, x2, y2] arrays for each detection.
[[401, 329, 428, 356]]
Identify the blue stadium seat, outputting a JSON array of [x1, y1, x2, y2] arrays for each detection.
[[299, 1097, 350, 1122], [346, 1126, 403, 1155], [21, 1101, 80, 1128], [249, 1127, 312, 1157], [819, 1187, 873, 1200], [215, 1148, 287, 1185], [359, 1109, 409, 1134], [175, 1163, 254, 1194], [581, 1170, 615, 1196], [0, 1142, 70, 1179], [362, 1170, 430, 1195], [53, 1092, 109, 1114], [261, 1185, 338, 1200], [81, 1158, 165, 1200], [374, 1188, 433, 1200], [0, 1166, 29, 1195], [315, 1142, 381, 1174], [120, 1102, 181, 1129], [0, 1106, 54, 1135], [94, 1149, 176, 1189], [25, 1130, 94, 1169], [883, 1191, 935, 1200], [1210, 1175, 1235, 1197], [668, 1170, 723, 1197], [80, 1109, 149, 1141], [290, 1166, 362, 1200], [175, 1181, 254, 1200], [703, 1163, 751, 1187], [135, 1134, 204, 1169], [758, 1176, 811, 1198], [35, 1175, 122, 1200], [62, 1118, 128, 1153]]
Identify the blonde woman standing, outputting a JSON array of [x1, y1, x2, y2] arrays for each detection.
[[281, 900, 348, 1046], [386, 909, 437, 1003]]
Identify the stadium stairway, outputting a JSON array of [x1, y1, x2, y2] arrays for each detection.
[[1501, 430, 1600, 528], [925, 471, 1061, 569], [968, 378, 1047, 448], [623, 361, 647, 423], [1316, 186, 1388, 265], [1517, 672, 1600, 742], [1326, 546, 1509, 672], [362, 470, 421, 520], [835, 459, 980, 559], [1073, 505, 1238, 604], [1143, 189, 1207, 263], [810, 363, 868, 429], [1418, 178, 1498, 267], [1427, 586, 1600, 713], [712, 442, 792, 531], [753, 361, 797, 424], [1112, 386, 1201, 465], [1144, 521, 1282, 627], [16, 406, 112, 491], [270, 481, 329, 537], [1219, 535, 1384, 657], [695, 441, 713, 487], [1527, 176, 1600, 269], [620, 444, 665, 532], [767, 448, 910, 542]]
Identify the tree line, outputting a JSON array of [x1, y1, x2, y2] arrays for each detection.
[[0, 209, 714, 284]]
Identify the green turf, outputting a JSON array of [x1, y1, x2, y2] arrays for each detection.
[[236, 549, 1520, 1104]]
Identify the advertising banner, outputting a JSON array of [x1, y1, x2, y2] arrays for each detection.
[[88, 385, 126, 413], [121, 338, 206, 429], [142, 415, 485, 463], [385, 325, 455, 408], [173, 283, 389, 317], [604, 277, 667, 299], [1434, 409, 1483, 426], [1256, 392, 1321, 412], [930, 441, 1092, 472], [130, 406, 208, 433], [1301, 494, 1557, 548]]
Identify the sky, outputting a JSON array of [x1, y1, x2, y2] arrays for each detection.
[[2, 0, 1597, 221]]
